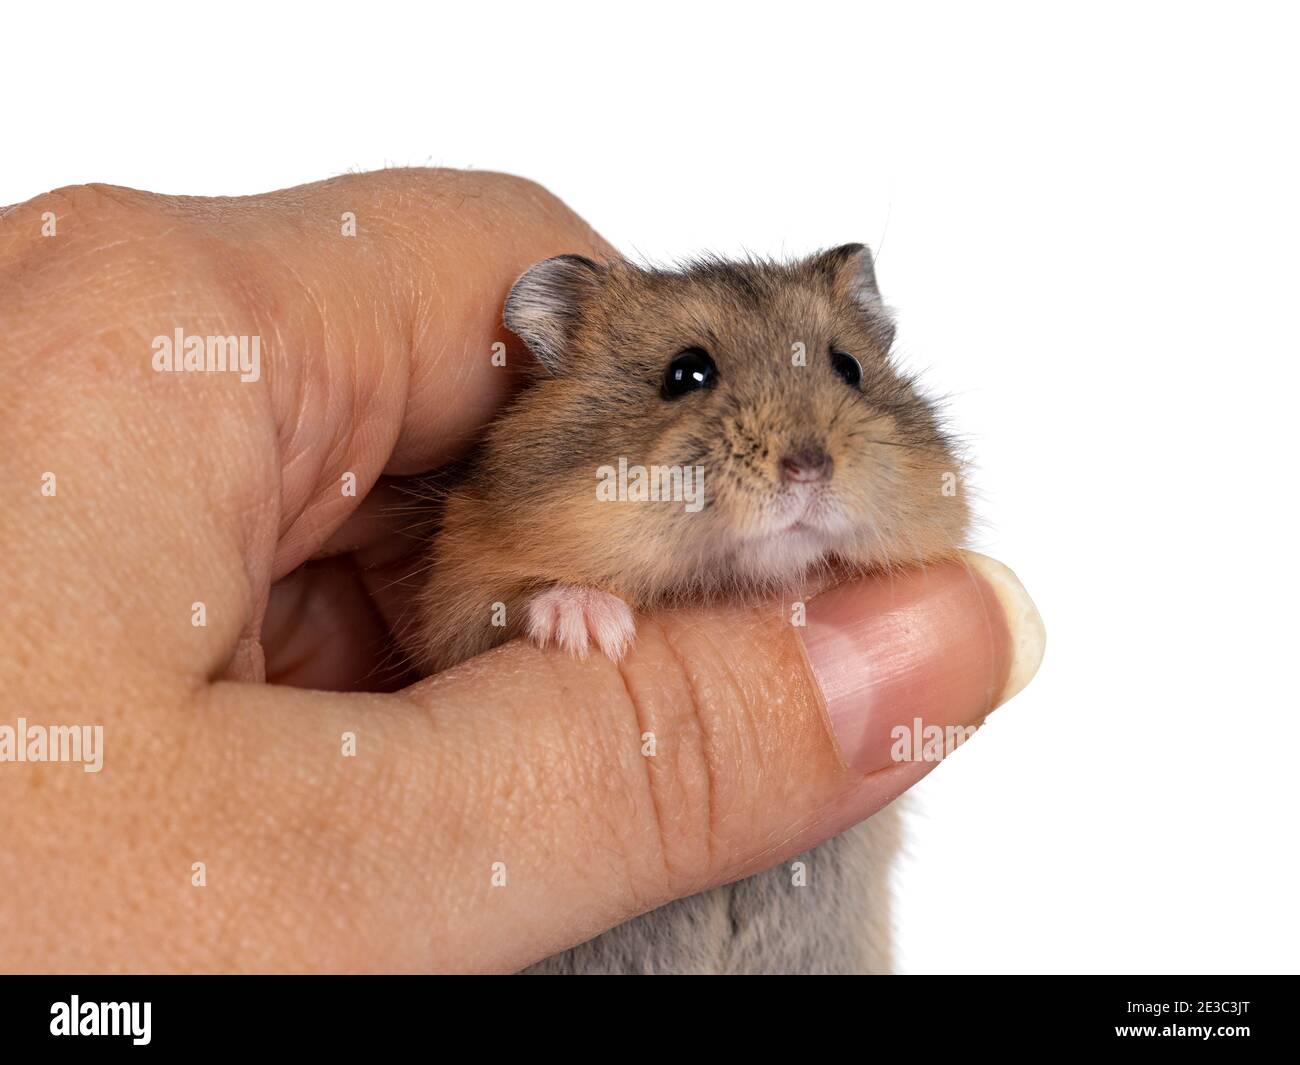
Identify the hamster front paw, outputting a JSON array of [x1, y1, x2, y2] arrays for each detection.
[[526, 585, 636, 662]]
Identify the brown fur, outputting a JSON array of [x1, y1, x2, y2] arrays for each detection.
[[408, 247, 968, 974], [412, 246, 968, 673]]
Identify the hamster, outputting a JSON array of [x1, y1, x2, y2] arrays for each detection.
[[413, 244, 969, 973]]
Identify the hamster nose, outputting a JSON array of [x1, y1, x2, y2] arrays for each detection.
[[780, 448, 833, 483]]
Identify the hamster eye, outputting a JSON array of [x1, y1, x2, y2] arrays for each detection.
[[662, 347, 717, 399], [830, 348, 862, 388]]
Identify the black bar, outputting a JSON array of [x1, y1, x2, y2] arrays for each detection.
[[0, 975, 1287, 1053]]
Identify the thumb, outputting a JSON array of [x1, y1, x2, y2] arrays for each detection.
[[151, 553, 1042, 973], [400, 551, 1044, 971]]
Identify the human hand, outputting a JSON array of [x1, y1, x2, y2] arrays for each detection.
[[0, 170, 1044, 972]]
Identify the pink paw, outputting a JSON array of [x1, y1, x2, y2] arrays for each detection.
[[527, 585, 636, 661]]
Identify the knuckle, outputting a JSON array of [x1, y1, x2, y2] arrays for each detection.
[[37, 182, 136, 220], [34, 183, 177, 249], [612, 614, 770, 901], [613, 607, 832, 905]]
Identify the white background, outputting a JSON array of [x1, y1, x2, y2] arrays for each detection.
[[5, 1, 1297, 973]]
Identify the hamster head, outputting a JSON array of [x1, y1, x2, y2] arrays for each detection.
[[497, 245, 968, 594]]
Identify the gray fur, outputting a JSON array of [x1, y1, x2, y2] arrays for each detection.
[[503, 254, 603, 375], [815, 243, 896, 352], [523, 806, 902, 975]]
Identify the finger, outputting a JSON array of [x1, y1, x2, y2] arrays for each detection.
[[2, 555, 1042, 972], [261, 558, 415, 692], [385, 553, 1043, 971], [1, 171, 613, 684], [258, 478, 434, 691], [219, 557, 1048, 971], [3, 171, 614, 581]]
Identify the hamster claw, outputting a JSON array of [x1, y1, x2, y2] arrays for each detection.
[[526, 585, 636, 662]]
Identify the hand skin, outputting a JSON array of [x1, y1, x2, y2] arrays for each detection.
[[0, 170, 1043, 973]]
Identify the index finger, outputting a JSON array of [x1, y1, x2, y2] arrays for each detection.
[[1, 169, 615, 578]]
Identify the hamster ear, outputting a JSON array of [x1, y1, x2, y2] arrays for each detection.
[[812, 243, 896, 351], [503, 254, 604, 374]]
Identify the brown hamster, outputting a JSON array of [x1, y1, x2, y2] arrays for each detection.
[[413, 244, 968, 675], [412, 244, 969, 974]]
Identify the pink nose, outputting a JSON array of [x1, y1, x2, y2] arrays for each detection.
[[780, 449, 833, 483]]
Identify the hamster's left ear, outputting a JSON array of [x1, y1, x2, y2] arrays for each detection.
[[504, 254, 605, 375], [812, 243, 896, 352]]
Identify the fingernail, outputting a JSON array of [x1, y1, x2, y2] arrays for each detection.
[[798, 553, 1045, 774]]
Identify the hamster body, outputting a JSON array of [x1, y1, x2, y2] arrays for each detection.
[[414, 245, 968, 973]]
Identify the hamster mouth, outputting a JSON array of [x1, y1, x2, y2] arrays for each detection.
[[713, 482, 854, 582], [724, 489, 846, 581], [773, 485, 839, 536], [727, 521, 835, 583]]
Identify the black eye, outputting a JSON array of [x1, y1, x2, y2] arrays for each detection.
[[662, 347, 717, 399], [830, 348, 862, 388]]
